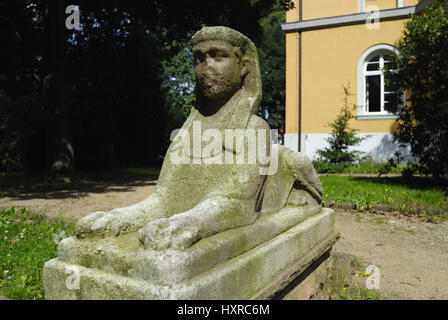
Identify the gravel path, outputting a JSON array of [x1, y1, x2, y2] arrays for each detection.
[[334, 209, 448, 299], [0, 177, 157, 220]]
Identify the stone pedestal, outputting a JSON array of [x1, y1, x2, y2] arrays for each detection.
[[272, 245, 335, 300], [43, 207, 338, 300]]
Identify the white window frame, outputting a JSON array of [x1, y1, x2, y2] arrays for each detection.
[[358, 0, 365, 12], [357, 44, 401, 120], [360, 0, 405, 13]]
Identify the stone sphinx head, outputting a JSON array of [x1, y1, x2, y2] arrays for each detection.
[[192, 26, 262, 129]]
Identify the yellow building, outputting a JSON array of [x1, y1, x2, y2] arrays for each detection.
[[282, 0, 434, 160]]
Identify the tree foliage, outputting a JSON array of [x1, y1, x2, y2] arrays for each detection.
[[159, 37, 196, 137], [258, 4, 286, 131], [384, 0, 448, 177], [317, 85, 366, 165], [0, 0, 294, 176]]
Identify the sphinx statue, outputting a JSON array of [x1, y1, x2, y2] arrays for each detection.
[[43, 27, 337, 300]]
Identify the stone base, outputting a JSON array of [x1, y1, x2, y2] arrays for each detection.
[[278, 249, 334, 300], [254, 234, 338, 300], [43, 207, 337, 300]]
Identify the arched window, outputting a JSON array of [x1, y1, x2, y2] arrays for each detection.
[[357, 44, 401, 119]]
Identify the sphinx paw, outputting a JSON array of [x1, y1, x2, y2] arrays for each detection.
[[75, 209, 124, 238], [138, 218, 200, 250]]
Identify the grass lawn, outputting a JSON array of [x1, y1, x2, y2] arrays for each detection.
[[0, 207, 74, 300], [313, 159, 404, 175], [321, 175, 448, 222]]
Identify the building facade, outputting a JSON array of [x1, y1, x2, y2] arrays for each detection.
[[282, 0, 434, 161]]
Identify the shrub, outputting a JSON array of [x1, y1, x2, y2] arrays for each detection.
[[384, 0, 448, 178], [316, 84, 367, 166]]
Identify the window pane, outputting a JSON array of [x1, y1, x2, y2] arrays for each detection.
[[367, 62, 380, 71], [369, 55, 380, 62], [367, 75, 381, 112]]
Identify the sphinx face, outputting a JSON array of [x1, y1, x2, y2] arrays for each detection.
[[193, 40, 243, 100]]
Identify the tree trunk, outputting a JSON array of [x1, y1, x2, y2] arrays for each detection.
[[43, 0, 74, 177], [99, 14, 117, 170]]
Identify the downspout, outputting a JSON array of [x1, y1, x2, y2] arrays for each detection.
[[298, 0, 303, 152]]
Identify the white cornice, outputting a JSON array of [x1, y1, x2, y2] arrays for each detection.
[[282, 0, 435, 32]]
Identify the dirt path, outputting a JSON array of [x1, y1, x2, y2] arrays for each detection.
[[334, 209, 448, 299], [1, 177, 447, 299], [0, 177, 157, 220]]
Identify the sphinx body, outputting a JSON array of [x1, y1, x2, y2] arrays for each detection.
[[74, 26, 322, 251], [74, 27, 322, 251]]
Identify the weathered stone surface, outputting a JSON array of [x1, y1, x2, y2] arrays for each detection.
[[53, 204, 321, 284], [280, 253, 333, 300], [71, 26, 323, 250], [44, 208, 335, 299], [253, 232, 339, 300], [43, 26, 336, 300]]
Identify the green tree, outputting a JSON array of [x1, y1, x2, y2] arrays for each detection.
[[0, 0, 295, 176], [317, 84, 366, 165], [159, 37, 196, 139], [384, 0, 448, 177], [258, 4, 286, 131]]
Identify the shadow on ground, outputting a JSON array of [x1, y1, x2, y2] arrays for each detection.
[[0, 173, 159, 201]]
